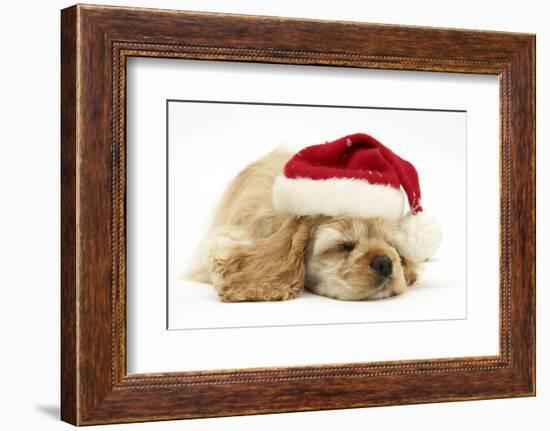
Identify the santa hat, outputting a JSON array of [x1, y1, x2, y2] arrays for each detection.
[[272, 133, 442, 261]]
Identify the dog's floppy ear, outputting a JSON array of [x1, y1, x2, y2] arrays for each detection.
[[212, 218, 312, 301], [400, 256, 420, 286]]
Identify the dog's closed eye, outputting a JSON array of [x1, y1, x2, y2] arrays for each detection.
[[339, 241, 356, 252]]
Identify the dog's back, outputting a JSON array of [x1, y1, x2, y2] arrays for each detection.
[[187, 148, 293, 282], [210, 148, 292, 236]]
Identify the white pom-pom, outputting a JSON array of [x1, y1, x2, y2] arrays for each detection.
[[392, 212, 442, 262]]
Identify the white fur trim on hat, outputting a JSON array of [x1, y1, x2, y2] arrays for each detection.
[[272, 175, 405, 220], [391, 212, 443, 262]]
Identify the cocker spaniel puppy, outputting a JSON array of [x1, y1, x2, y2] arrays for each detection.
[[187, 133, 442, 302]]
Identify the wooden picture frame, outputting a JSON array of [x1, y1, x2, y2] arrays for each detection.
[[61, 4, 535, 425]]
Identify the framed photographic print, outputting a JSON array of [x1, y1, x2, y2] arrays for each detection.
[[61, 4, 535, 425]]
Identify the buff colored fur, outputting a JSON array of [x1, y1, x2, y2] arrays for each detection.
[[187, 149, 420, 302]]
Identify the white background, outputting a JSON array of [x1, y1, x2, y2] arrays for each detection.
[[127, 59, 501, 373], [0, 0, 546, 430]]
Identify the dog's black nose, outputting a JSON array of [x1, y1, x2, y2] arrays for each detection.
[[370, 256, 393, 277]]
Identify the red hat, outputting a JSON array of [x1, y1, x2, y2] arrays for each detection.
[[272, 133, 442, 261]]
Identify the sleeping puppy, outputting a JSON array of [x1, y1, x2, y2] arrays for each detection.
[[187, 134, 441, 302]]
